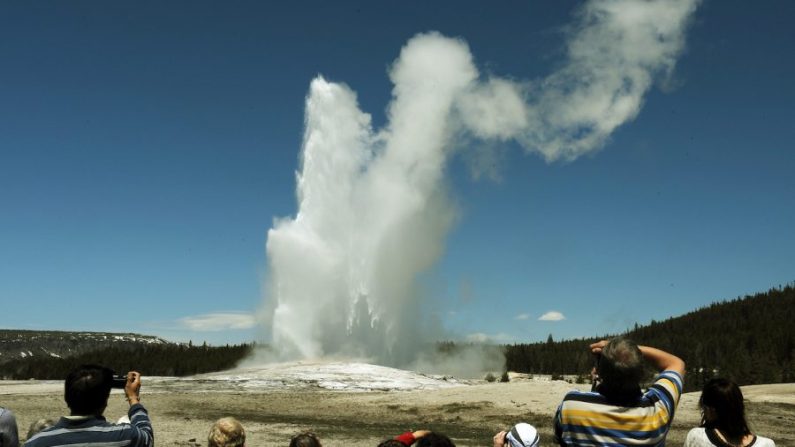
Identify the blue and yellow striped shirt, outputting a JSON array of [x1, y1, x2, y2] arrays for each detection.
[[554, 370, 684, 446]]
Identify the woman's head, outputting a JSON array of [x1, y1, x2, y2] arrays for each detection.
[[699, 378, 750, 438]]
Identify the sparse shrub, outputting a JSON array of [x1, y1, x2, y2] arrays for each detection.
[[551, 373, 564, 381], [500, 371, 510, 382], [575, 375, 587, 384], [484, 372, 497, 382]]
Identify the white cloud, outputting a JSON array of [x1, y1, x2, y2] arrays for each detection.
[[178, 312, 257, 332], [538, 311, 566, 321], [514, 313, 531, 320]]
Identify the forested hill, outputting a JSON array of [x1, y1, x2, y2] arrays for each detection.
[[0, 329, 253, 379], [0, 330, 168, 361], [505, 284, 795, 390]]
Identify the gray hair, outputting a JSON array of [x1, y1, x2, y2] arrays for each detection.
[[597, 337, 645, 393]]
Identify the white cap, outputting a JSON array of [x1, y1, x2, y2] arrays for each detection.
[[505, 423, 539, 447]]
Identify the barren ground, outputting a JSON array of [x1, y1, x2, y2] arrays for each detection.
[[2, 377, 794, 446]]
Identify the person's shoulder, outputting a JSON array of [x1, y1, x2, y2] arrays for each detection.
[[755, 435, 776, 447], [655, 369, 684, 384], [560, 389, 606, 405], [683, 427, 709, 447], [651, 370, 684, 396], [24, 420, 70, 445], [24, 433, 46, 447], [562, 389, 597, 398]]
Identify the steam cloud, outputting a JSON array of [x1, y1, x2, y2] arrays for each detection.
[[262, 0, 700, 370]]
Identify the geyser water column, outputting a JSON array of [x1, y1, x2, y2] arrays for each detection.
[[266, 34, 477, 365], [263, 0, 701, 368]]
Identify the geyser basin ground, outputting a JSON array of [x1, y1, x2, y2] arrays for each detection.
[[155, 361, 470, 392], [2, 362, 794, 446]]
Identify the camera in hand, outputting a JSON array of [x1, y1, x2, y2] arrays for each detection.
[[110, 375, 128, 389]]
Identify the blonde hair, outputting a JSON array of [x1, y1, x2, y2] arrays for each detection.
[[208, 417, 246, 447], [27, 418, 56, 440]]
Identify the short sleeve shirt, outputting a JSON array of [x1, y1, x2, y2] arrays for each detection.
[[554, 370, 684, 446]]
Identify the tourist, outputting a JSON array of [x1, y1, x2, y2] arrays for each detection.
[[0, 406, 19, 447], [24, 365, 153, 447], [554, 337, 685, 445], [25, 419, 54, 441], [493, 423, 540, 447], [379, 430, 431, 447], [684, 378, 775, 447], [417, 432, 455, 447], [208, 417, 246, 447], [289, 431, 323, 447]]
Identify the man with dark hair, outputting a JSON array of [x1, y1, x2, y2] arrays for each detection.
[[415, 432, 455, 447], [554, 338, 685, 446], [378, 430, 431, 447], [25, 364, 153, 447], [288, 431, 320, 447]]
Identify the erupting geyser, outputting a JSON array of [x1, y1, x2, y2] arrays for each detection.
[[263, 0, 701, 369], [266, 35, 470, 366]]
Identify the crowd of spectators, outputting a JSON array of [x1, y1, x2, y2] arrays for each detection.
[[0, 338, 777, 446]]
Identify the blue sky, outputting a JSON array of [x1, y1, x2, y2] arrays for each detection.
[[1, 1, 793, 346]]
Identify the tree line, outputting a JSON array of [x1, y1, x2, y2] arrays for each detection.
[[2, 284, 792, 389], [505, 283, 795, 391], [0, 342, 253, 380]]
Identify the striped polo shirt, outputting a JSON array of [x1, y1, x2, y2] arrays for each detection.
[[554, 370, 684, 446], [25, 403, 153, 447]]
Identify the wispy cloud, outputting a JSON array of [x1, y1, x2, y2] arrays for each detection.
[[514, 313, 531, 320], [465, 332, 516, 343], [178, 312, 257, 332], [538, 311, 566, 321]]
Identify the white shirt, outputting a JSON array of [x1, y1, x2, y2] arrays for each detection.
[[684, 427, 775, 447]]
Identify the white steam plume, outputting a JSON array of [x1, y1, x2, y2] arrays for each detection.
[[459, 0, 701, 161], [263, 0, 700, 369], [266, 35, 474, 365]]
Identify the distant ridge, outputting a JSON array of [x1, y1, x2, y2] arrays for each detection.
[[505, 283, 795, 390], [0, 330, 251, 380], [0, 329, 170, 363]]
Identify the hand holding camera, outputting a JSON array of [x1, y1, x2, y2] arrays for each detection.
[[124, 371, 141, 406]]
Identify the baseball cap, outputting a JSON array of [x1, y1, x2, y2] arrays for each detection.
[[505, 423, 539, 447]]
